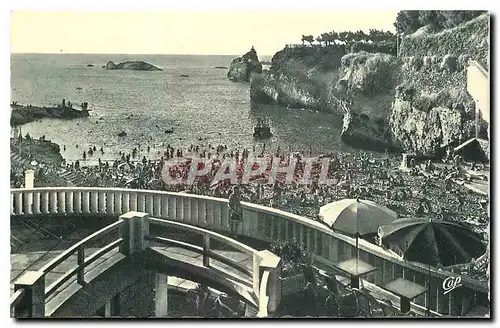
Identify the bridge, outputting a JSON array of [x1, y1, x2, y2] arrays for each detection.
[[10, 187, 489, 317]]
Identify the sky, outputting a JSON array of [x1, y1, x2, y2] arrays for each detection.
[[11, 11, 398, 56]]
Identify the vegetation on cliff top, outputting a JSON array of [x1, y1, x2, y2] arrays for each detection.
[[271, 46, 345, 73], [394, 10, 487, 35], [399, 13, 489, 68]]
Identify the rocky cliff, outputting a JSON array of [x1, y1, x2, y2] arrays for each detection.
[[250, 46, 345, 113], [105, 61, 162, 71], [227, 48, 263, 82], [249, 13, 489, 156], [10, 103, 90, 126]]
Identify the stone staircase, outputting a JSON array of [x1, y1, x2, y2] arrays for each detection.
[[10, 148, 79, 186]]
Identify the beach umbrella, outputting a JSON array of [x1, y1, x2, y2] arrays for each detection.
[[378, 217, 486, 315], [319, 198, 398, 262], [378, 217, 486, 267], [319, 198, 398, 236]]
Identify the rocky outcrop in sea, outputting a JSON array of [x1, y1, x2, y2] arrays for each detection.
[[227, 47, 263, 82], [105, 61, 162, 71], [10, 101, 90, 126]]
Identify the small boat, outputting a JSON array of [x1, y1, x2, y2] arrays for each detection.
[[253, 118, 273, 139], [118, 131, 127, 137]]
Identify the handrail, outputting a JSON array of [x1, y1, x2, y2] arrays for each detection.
[[11, 188, 488, 287], [45, 238, 123, 297], [147, 217, 256, 257], [40, 220, 123, 274], [11, 187, 488, 291], [11, 187, 489, 315], [146, 217, 262, 302]]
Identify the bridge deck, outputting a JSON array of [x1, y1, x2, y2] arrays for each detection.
[[11, 246, 253, 297]]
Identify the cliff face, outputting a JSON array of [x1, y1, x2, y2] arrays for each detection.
[[250, 46, 345, 113], [105, 61, 162, 71], [227, 48, 263, 82], [389, 100, 463, 156], [249, 14, 489, 155]]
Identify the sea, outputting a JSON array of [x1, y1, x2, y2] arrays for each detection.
[[11, 53, 355, 163]]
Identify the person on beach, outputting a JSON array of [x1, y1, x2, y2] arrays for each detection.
[[228, 186, 242, 238]]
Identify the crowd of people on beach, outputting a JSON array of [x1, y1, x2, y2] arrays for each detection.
[[10, 134, 491, 282], [13, 137, 488, 225]]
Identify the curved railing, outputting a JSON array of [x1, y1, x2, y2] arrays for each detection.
[[11, 187, 489, 316], [10, 206, 277, 318], [467, 60, 489, 124], [145, 217, 277, 316], [11, 220, 124, 318]]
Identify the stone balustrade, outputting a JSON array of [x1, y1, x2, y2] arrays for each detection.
[[11, 187, 489, 316]]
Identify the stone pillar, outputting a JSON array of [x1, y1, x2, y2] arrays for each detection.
[[90, 192, 98, 213], [98, 192, 106, 213], [153, 195, 161, 217], [24, 170, 35, 214], [129, 193, 137, 211], [122, 192, 130, 212], [57, 192, 66, 214], [25, 169, 34, 189], [155, 273, 169, 317], [106, 191, 114, 215], [119, 211, 150, 256], [49, 192, 57, 213], [256, 250, 282, 317], [41, 191, 49, 214], [14, 271, 45, 318], [66, 191, 74, 214], [73, 191, 82, 213], [23, 192, 32, 215], [146, 195, 154, 215], [33, 192, 40, 214], [137, 194, 145, 213], [82, 191, 90, 213], [161, 195, 169, 219], [15, 193, 23, 214], [114, 191, 122, 215]]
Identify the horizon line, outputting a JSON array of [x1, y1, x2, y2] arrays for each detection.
[[10, 52, 275, 57]]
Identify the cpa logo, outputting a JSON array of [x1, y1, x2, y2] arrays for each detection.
[[442, 276, 462, 295]]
